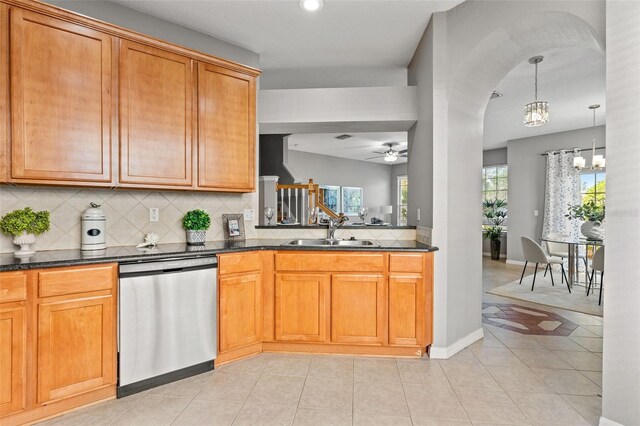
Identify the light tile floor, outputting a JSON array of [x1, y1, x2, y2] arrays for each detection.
[[38, 259, 602, 426]]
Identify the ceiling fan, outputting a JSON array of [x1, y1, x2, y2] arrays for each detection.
[[365, 142, 408, 163]]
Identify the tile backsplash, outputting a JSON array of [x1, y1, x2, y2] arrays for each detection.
[[0, 185, 256, 253]]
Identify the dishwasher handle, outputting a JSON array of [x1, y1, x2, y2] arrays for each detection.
[[119, 256, 217, 277]]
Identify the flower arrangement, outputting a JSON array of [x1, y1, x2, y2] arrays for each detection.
[[0, 207, 50, 237], [565, 200, 605, 224], [182, 209, 211, 230]]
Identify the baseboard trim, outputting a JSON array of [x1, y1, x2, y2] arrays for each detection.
[[599, 416, 624, 426], [429, 327, 484, 359]]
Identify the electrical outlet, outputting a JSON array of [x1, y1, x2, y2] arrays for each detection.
[[243, 209, 254, 221], [149, 208, 160, 222], [534, 210, 539, 217]]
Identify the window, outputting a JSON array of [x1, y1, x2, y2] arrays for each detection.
[[581, 171, 606, 205], [397, 176, 408, 225], [482, 165, 508, 203]]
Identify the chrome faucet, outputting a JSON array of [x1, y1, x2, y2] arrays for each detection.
[[328, 215, 349, 240]]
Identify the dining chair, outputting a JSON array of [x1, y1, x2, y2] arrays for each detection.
[[587, 246, 605, 305], [544, 232, 588, 283], [520, 236, 571, 293]]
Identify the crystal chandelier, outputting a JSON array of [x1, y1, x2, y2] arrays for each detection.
[[574, 105, 605, 170], [523, 56, 549, 127]]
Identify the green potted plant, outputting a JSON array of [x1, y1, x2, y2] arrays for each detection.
[[482, 199, 507, 260], [182, 209, 211, 245], [0, 207, 51, 256], [566, 200, 605, 240]]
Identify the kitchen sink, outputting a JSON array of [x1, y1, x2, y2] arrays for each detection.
[[283, 239, 379, 247]]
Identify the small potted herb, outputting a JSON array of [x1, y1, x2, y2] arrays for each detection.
[[482, 199, 507, 260], [182, 209, 211, 245], [566, 200, 605, 240], [0, 207, 51, 256]]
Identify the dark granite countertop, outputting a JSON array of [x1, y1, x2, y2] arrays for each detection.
[[255, 225, 416, 229], [0, 239, 438, 271]]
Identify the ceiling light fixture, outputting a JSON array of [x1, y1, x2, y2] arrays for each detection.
[[523, 56, 549, 127], [299, 0, 324, 12], [384, 151, 398, 162], [574, 104, 605, 170]]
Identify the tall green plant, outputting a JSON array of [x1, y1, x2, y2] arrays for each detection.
[[482, 199, 507, 242], [0, 207, 50, 237]]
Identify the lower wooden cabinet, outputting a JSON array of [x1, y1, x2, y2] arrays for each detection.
[[37, 294, 115, 403], [219, 272, 262, 352], [0, 305, 26, 416], [388, 275, 425, 346], [275, 273, 328, 342], [331, 274, 385, 345], [0, 264, 117, 425]]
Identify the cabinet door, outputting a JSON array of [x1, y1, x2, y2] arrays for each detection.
[[219, 273, 261, 352], [119, 40, 194, 188], [9, 9, 112, 184], [331, 274, 385, 345], [197, 62, 256, 192], [275, 273, 329, 342], [388, 275, 424, 346], [0, 305, 26, 416], [37, 295, 115, 403]]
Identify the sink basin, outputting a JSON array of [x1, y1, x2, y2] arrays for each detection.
[[283, 239, 379, 247]]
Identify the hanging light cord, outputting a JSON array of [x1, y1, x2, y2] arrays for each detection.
[[592, 107, 597, 158], [534, 62, 539, 102]]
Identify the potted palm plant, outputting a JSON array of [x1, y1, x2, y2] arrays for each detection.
[[482, 199, 507, 260], [566, 200, 605, 240], [0, 207, 51, 256], [182, 209, 211, 245]]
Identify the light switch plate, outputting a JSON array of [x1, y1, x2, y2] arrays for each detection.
[[243, 209, 254, 221], [534, 210, 539, 217], [417, 208, 421, 221], [149, 208, 160, 222]]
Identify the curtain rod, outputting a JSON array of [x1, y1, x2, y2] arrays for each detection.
[[540, 146, 606, 156]]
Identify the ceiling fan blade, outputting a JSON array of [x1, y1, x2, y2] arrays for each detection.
[[397, 149, 408, 154], [400, 154, 408, 157], [372, 151, 386, 154], [365, 155, 385, 160]]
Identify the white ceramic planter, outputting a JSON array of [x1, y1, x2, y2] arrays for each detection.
[[13, 232, 36, 256], [581, 221, 605, 241], [186, 230, 206, 245]]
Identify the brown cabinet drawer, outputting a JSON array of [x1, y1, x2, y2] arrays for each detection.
[[38, 265, 115, 298], [276, 252, 384, 272], [389, 253, 424, 273], [0, 272, 27, 303], [219, 252, 262, 275]]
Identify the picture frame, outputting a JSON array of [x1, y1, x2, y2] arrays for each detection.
[[222, 214, 245, 242], [341, 187, 364, 216]]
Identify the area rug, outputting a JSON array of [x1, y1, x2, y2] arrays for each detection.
[[487, 274, 603, 317]]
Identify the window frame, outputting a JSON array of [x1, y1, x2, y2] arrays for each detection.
[[397, 175, 408, 225], [482, 164, 508, 228]]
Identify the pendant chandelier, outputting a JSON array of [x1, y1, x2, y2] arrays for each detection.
[[574, 104, 605, 170], [523, 56, 549, 127]]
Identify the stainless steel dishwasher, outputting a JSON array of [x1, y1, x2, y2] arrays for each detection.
[[118, 256, 217, 397]]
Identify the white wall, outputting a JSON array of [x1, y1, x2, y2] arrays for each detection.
[[601, 2, 640, 424], [506, 126, 605, 262], [483, 148, 508, 167], [260, 66, 407, 90], [258, 86, 417, 134], [286, 151, 392, 214], [408, 0, 605, 358]]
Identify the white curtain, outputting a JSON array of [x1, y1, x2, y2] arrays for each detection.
[[542, 151, 581, 241]]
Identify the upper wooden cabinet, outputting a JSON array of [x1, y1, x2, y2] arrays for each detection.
[[8, 8, 113, 184], [197, 62, 256, 192], [119, 40, 194, 188], [1, 2, 260, 191]]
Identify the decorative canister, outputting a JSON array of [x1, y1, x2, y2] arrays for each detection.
[[81, 202, 107, 250]]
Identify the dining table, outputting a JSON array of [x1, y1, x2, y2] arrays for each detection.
[[541, 235, 604, 292]]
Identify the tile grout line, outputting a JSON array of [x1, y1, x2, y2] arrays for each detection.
[[394, 359, 414, 425]]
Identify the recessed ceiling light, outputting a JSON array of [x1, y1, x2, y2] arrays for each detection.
[[299, 0, 324, 12]]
